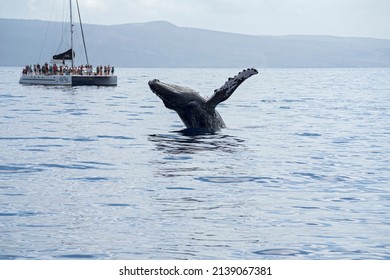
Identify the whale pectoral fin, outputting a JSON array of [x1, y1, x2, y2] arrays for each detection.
[[206, 68, 258, 108]]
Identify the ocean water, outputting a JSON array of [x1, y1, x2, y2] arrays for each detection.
[[0, 67, 389, 260]]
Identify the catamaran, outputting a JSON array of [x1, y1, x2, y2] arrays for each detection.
[[19, 0, 117, 86]]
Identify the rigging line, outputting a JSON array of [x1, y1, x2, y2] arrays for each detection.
[[61, 0, 68, 49], [70, 0, 74, 67], [38, 0, 57, 63], [76, 0, 89, 65], [57, 0, 67, 53]]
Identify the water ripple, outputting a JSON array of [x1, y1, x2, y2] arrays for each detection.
[[69, 176, 110, 182], [253, 249, 310, 257], [97, 135, 134, 140], [39, 163, 99, 170], [55, 254, 103, 259], [0, 164, 44, 174], [0, 136, 96, 142], [196, 176, 277, 184]]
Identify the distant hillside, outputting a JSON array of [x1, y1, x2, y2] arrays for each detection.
[[1, 18, 390, 67]]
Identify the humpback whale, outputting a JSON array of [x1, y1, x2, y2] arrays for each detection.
[[148, 68, 258, 131]]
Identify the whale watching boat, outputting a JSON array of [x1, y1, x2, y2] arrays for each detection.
[[19, 0, 117, 86]]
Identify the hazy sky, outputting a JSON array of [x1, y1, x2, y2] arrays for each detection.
[[1, 0, 389, 39]]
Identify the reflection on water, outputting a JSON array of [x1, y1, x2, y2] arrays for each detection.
[[148, 130, 245, 178], [148, 129, 245, 154]]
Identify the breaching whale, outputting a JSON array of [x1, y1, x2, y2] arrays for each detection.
[[148, 68, 258, 131]]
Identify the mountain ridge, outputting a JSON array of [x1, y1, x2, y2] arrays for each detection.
[[1, 18, 389, 67]]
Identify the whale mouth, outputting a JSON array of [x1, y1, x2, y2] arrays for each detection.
[[148, 79, 175, 98], [148, 79, 188, 109], [148, 80, 175, 103], [148, 79, 199, 102], [148, 79, 176, 94]]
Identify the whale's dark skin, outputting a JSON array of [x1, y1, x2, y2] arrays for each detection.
[[148, 68, 258, 131]]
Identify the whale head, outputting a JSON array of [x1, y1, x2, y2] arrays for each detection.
[[148, 79, 206, 110]]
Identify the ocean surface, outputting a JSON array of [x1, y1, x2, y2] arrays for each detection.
[[0, 67, 389, 259]]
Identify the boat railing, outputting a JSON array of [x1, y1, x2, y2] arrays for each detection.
[[22, 65, 115, 76]]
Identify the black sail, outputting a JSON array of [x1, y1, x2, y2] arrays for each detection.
[[52, 49, 74, 60]]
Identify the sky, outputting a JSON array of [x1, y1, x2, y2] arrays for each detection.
[[1, 0, 390, 39]]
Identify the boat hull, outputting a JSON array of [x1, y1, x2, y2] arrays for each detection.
[[19, 74, 117, 86], [72, 75, 117, 86]]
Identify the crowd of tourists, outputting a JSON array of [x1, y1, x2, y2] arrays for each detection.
[[22, 63, 115, 76]]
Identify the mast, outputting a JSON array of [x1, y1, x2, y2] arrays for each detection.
[[76, 0, 89, 65], [69, 0, 74, 68]]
